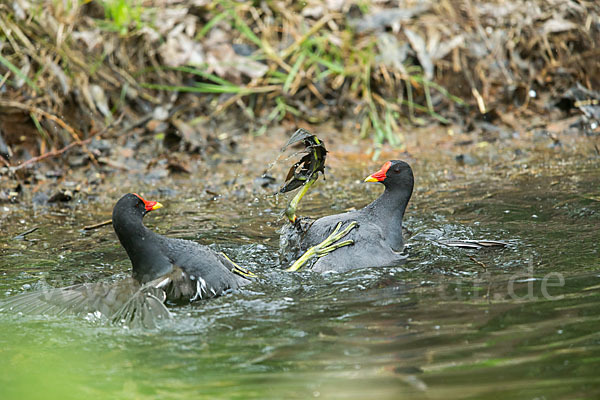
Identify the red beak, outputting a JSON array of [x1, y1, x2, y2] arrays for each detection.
[[364, 161, 391, 183], [132, 193, 164, 212]]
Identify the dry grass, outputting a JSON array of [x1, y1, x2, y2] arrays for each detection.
[[0, 0, 598, 167]]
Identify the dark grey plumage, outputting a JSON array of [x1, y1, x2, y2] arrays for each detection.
[[112, 193, 251, 302], [280, 160, 414, 273], [1, 193, 253, 327]]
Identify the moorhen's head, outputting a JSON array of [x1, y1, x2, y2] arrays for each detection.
[[364, 160, 414, 192], [112, 193, 168, 284], [113, 193, 163, 224]]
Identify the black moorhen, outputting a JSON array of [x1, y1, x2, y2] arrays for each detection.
[[112, 193, 255, 302], [1, 193, 255, 327], [281, 160, 414, 273]]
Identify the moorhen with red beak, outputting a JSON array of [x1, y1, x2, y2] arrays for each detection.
[[1, 193, 255, 327], [281, 160, 414, 273], [112, 193, 255, 301]]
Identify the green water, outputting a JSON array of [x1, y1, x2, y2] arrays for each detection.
[[1, 158, 599, 399]]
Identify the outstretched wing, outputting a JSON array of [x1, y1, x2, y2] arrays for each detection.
[[0, 278, 171, 328]]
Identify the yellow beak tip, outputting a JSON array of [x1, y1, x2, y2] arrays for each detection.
[[364, 176, 378, 183], [152, 202, 164, 210]]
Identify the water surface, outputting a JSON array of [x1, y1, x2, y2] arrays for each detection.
[[1, 157, 599, 399]]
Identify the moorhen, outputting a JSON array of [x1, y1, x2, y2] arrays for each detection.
[[1, 193, 255, 326], [111, 193, 255, 302], [280, 160, 414, 273]]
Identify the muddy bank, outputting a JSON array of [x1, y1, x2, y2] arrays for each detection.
[[1, 115, 598, 222], [0, 0, 599, 205]]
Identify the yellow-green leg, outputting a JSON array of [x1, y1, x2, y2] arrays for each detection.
[[285, 174, 319, 223], [221, 252, 258, 279], [286, 221, 358, 272]]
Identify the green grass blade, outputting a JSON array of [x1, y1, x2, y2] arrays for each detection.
[[142, 82, 277, 95], [29, 112, 52, 146], [307, 53, 345, 75], [283, 53, 306, 93], [399, 99, 449, 124], [141, 83, 239, 94], [230, 10, 262, 48], [169, 66, 235, 86], [197, 11, 229, 39], [410, 75, 466, 106], [0, 54, 40, 93]]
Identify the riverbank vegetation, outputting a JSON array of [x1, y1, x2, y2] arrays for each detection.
[[0, 0, 598, 183]]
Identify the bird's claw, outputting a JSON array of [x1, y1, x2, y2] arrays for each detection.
[[286, 221, 358, 272]]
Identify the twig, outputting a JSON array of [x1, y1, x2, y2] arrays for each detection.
[[0, 100, 82, 142], [468, 255, 487, 271], [2, 106, 124, 171], [82, 219, 112, 231], [13, 227, 38, 240], [0, 70, 10, 90], [0, 99, 98, 166], [280, 14, 334, 59], [12, 137, 93, 171], [460, 53, 486, 113], [462, 0, 512, 84], [98, 112, 125, 136], [211, 93, 243, 117], [307, 82, 327, 104]]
